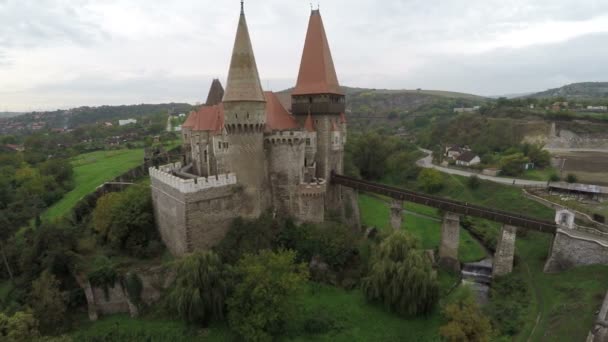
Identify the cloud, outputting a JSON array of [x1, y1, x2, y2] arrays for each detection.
[[1, 0, 608, 110]]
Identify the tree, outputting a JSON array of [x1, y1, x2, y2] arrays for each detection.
[[91, 186, 160, 257], [227, 250, 309, 341], [361, 231, 439, 316], [417, 168, 444, 193], [215, 214, 282, 264], [440, 289, 492, 342], [499, 153, 529, 176], [29, 270, 66, 333], [0, 311, 40, 342], [167, 251, 233, 325]]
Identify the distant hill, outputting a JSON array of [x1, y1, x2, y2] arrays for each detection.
[[275, 86, 486, 121], [0, 112, 23, 118], [527, 82, 608, 100]]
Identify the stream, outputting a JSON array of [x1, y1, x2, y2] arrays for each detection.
[[460, 232, 494, 305]]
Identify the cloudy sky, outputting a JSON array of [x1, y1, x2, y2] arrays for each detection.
[[1, 0, 608, 111]]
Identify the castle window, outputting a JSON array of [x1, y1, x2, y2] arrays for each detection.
[[204, 150, 208, 162], [218, 141, 222, 150], [306, 138, 310, 146], [309, 97, 313, 104], [247, 112, 250, 119]]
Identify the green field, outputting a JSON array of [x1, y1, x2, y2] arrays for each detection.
[[358, 194, 487, 263], [43, 149, 144, 220]]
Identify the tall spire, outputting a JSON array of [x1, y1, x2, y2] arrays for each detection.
[[223, 2, 265, 102], [293, 10, 342, 96]]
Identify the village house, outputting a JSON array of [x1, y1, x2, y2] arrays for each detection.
[[445, 145, 472, 159], [455, 151, 481, 167], [119, 119, 137, 126]]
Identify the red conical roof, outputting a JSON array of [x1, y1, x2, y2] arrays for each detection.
[[293, 10, 342, 96], [264, 92, 298, 131], [223, 6, 265, 102]]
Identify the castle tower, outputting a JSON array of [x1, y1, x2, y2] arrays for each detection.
[[223, 2, 269, 217], [292, 9, 345, 181], [292, 9, 345, 213], [205, 79, 225, 106]]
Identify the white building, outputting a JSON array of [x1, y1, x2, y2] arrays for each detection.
[[456, 152, 481, 167]]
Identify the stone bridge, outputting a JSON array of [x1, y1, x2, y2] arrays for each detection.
[[332, 174, 608, 275]]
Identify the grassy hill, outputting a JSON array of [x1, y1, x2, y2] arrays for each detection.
[[42, 149, 144, 220], [527, 82, 608, 100]]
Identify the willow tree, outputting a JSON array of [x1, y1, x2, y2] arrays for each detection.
[[361, 231, 439, 316], [167, 251, 233, 325]]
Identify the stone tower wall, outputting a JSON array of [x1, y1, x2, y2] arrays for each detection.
[[224, 101, 270, 218], [296, 182, 327, 223], [266, 132, 306, 218]]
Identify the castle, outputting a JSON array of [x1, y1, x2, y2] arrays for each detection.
[[150, 4, 357, 256]]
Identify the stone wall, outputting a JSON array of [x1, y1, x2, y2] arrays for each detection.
[[78, 266, 176, 321], [493, 225, 517, 277], [150, 164, 241, 255], [544, 229, 608, 272]]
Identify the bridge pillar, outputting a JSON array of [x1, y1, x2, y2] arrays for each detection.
[[492, 225, 517, 277], [439, 212, 460, 272], [390, 199, 403, 230]]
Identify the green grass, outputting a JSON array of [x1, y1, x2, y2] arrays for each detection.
[[70, 314, 214, 341], [519, 167, 557, 182], [43, 149, 144, 220], [358, 194, 486, 263]]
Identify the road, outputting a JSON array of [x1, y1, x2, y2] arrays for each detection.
[[416, 149, 547, 187]]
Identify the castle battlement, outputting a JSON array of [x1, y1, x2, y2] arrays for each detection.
[[150, 164, 237, 194], [298, 179, 327, 197], [265, 131, 307, 145]]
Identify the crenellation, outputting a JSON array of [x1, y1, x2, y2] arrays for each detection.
[[150, 164, 237, 194]]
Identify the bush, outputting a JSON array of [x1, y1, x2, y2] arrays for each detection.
[[485, 273, 530, 336], [549, 173, 560, 182], [467, 175, 481, 189], [440, 287, 492, 341], [227, 250, 309, 341], [87, 257, 118, 300], [566, 173, 578, 183], [278, 221, 358, 270], [215, 213, 283, 264]]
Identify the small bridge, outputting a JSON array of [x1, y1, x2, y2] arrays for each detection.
[[331, 173, 608, 275]]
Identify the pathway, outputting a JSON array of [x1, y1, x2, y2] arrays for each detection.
[[416, 149, 547, 187]]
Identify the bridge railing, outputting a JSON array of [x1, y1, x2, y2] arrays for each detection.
[[331, 174, 557, 233]]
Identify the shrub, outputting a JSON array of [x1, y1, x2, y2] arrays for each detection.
[[278, 221, 358, 270], [467, 175, 481, 189], [215, 213, 282, 264], [566, 173, 578, 183], [485, 273, 530, 336], [440, 287, 492, 341], [227, 250, 309, 341], [549, 173, 560, 182]]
